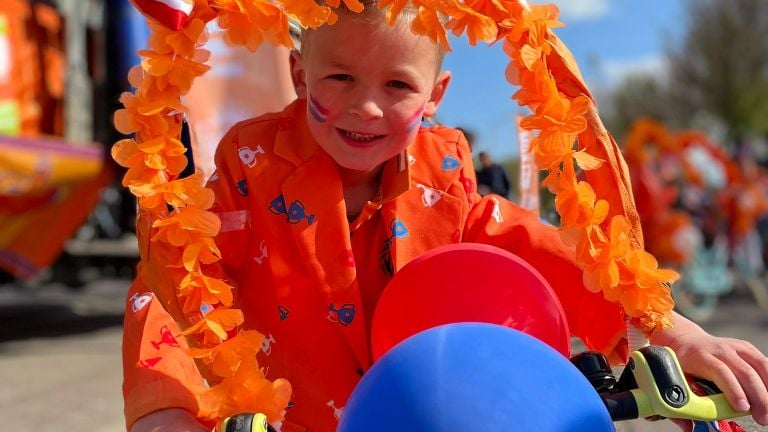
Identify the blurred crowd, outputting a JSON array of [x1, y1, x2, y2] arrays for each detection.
[[624, 118, 768, 320]]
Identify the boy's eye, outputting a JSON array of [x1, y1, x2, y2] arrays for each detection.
[[327, 74, 352, 81], [387, 80, 412, 90]]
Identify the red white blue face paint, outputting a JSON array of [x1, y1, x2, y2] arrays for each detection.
[[309, 95, 330, 123], [406, 104, 426, 132]]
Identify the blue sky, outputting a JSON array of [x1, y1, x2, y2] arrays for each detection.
[[437, 0, 685, 161]]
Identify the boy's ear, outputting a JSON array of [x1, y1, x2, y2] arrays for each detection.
[[289, 50, 307, 99], [424, 71, 452, 117]]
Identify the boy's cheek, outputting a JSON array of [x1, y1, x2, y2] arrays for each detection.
[[308, 95, 332, 123], [404, 104, 426, 132], [307, 92, 345, 124]]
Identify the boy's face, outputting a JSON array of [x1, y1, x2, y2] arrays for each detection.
[[291, 15, 451, 172]]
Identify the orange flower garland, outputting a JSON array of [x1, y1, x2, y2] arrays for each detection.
[[115, 0, 679, 423]]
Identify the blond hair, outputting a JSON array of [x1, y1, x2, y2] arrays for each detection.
[[298, 0, 446, 72]]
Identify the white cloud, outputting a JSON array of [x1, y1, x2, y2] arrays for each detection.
[[599, 54, 668, 88], [544, 0, 611, 21]]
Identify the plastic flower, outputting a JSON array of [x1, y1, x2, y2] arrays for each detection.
[[324, 0, 365, 13], [182, 307, 244, 342], [179, 271, 235, 314], [199, 359, 292, 423], [555, 179, 609, 229], [113, 91, 176, 137], [188, 330, 265, 377], [183, 236, 223, 271], [140, 49, 211, 94], [112, 136, 188, 188], [506, 3, 562, 44], [147, 17, 208, 57], [216, 0, 293, 51], [634, 310, 674, 334], [378, 0, 411, 25], [522, 93, 590, 136], [280, 0, 334, 28], [607, 248, 679, 327], [130, 172, 214, 210], [112, 138, 172, 188], [446, 1, 497, 45], [411, 5, 451, 51], [152, 207, 222, 247], [580, 216, 632, 294], [462, 0, 512, 23], [507, 56, 556, 111]]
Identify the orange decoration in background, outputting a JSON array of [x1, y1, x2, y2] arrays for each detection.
[[116, 0, 679, 423]]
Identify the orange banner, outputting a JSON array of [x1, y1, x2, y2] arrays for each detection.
[[516, 114, 539, 215]]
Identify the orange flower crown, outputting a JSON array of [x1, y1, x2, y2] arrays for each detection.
[[113, 0, 679, 423]]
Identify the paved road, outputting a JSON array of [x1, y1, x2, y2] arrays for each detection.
[[0, 280, 127, 432], [0, 279, 766, 431]]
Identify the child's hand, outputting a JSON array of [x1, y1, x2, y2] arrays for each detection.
[[130, 408, 210, 432], [667, 331, 768, 426]]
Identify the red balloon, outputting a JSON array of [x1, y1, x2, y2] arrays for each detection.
[[371, 243, 570, 360]]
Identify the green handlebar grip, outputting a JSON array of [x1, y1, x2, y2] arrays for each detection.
[[217, 413, 273, 432], [629, 346, 750, 421]]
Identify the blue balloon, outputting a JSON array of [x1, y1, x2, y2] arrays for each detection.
[[340, 323, 614, 432]]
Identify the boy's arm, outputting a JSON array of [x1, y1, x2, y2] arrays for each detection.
[[130, 408, 210, 432], [122, 126, 252, 429], [461, 196, 628, 361], [651, 311, 768, 425], [451, 130, 627, 360], [122, 276, 208, 430]]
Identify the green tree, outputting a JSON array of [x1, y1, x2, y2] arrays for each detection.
[[606, 0, 768, 141], [667, 0, 768, 138]]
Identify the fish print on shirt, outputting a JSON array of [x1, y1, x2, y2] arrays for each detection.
[[441, 155, 461, 172], [327, 303, 356, 326], [269, 195, 316, 225], [236, 179, 248, 197]]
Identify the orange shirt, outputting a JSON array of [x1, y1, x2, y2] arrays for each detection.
[[122, 99, 626, 431]]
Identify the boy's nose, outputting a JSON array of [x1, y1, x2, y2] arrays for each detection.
[[349, 99, 384, 120]]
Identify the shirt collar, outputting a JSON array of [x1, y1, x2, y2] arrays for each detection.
[[274, 97, 412, 202], [273, 98, 322, 166]]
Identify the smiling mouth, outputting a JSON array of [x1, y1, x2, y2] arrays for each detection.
[[338, 128, 385, 143]]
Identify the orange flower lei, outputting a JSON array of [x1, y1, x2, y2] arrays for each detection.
[[113, 0, 679, 423]]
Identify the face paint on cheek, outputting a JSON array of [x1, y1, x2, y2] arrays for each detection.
[[308, 95, 330, 123], [405, 105, 426, 132]]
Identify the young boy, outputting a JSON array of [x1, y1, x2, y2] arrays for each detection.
[[124, 2, 768, 431]]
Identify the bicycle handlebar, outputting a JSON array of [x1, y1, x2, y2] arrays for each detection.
[[588, 346, 750, 422], [216, 413, 275, 432]]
